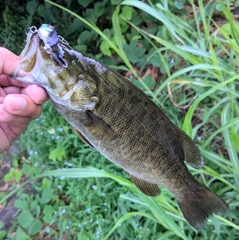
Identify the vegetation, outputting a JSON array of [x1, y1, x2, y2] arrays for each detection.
[[0, 0, 239, 239]]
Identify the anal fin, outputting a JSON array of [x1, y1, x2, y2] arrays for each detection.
[[128, 173, 160, 197]]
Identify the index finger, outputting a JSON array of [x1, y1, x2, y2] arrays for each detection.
[[0, 47, 29, 87], [0, 47, 20, 75], [0, 75, 30, 88]]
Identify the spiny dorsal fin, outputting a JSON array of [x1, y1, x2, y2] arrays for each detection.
[[128, 173, 160, 197], [177, 127, 204, 169]]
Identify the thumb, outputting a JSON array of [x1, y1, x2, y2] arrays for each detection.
[[4, 95, 27, 111]]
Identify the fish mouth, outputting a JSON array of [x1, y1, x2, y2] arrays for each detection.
[[12, 24, 72, 97], [20, 27, 40, 60], [19, 25, 68, 71], [12, 27, 43, 84]]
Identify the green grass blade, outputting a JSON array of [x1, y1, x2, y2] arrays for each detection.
[[221, 103, 239, 187], [103, 212, 158, 240], [202, 117, 239, 149], [214, 215, 239, 230], [121, 0, 183, 43], [42, 167, 134, 188], [182, 75, 238, 136], [201, 149, 233, 169], [112, 6, 136, 76], [139, 193, 189, 239], [154, 64, 225, 102]]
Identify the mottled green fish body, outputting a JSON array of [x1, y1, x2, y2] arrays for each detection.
[[12, 24, 229, 229]]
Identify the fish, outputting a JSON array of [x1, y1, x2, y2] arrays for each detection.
[[12, 24, 229, 229]]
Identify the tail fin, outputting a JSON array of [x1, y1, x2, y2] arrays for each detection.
[[177, 185, 229, 229]]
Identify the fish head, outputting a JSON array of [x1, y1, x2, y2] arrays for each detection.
[[13, 24, 99, 111]]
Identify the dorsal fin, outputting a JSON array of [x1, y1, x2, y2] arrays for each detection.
[[128, 173, 160, 197]]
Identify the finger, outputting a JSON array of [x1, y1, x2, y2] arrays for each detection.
[[0, 104, 31, 125], [3, 94, 43, 119], [2, 86, 21, 95], [0, 86, 21, 104], [21, 84, 49, 104], [0, 87, 7, 103], [2, 85, 49, 104], [0, 48, 20, 75], [0, 127, 11, 153], [0, 75, 30, 88]]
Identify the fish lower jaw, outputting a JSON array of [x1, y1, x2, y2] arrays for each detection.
[[48, 92, 96, 111], [12, 69, 36, 85], [48, 93, 83, 111]]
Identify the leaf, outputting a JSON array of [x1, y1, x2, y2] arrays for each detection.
[[4, 172, 13, 182], [121, 6, 134, 20], [16, 227, 31, 240], [0, 230, 6, 239], [215, 3, 222, 11], [77, 0, 92, 7], [14, 199, 28, 210], [28, 220, 42, 236], [111, 0, 121, 4], [40, 188, 54, 204], [94, 2, 105, 17], [174, 0, 185, 10], [26, 0, 37, 16], [149, 54, 162, 67], [43, 205, 54, 216], [80, 30, 92, 44], [123, 40, 145, 64], [13, 158, 19, 167], [26, 15, 33, 29], [37, 4, 45, 17], [17, 210, 34, 229], [134, 76, 156, 90], [49, 148, 66, 161], [15, 171, 22, 183], [221, 22, 239, 36], [74, 44, 87, 53], [43, 215, 53, 224], [85, 8, 98, 23], [144, 75, 156, 89], [100, 41, 112, 56], [30, 200, 38, 211]]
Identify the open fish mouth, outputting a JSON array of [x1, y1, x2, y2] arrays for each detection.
[[13, 27, 39, 82], [20, 26, 39, 60], [12, 24, 69, 84], [12, 24, 97, 110]]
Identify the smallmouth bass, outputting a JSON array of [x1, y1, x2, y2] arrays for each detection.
[[12, 24, 229, 229]]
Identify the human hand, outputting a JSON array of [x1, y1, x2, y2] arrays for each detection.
[[0, 47, 49, 153]]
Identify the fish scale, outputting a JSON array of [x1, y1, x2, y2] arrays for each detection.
[[12, 24, 229, 229]]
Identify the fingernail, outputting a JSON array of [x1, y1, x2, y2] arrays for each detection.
[[10, 97, 27, 111]]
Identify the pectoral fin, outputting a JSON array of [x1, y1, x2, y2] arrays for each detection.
[[128, 173, 160, 197], [76, 130, 95, 149], [177, 127, 204, 169]]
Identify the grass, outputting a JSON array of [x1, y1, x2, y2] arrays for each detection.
[[0, 0, 239, 239]]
